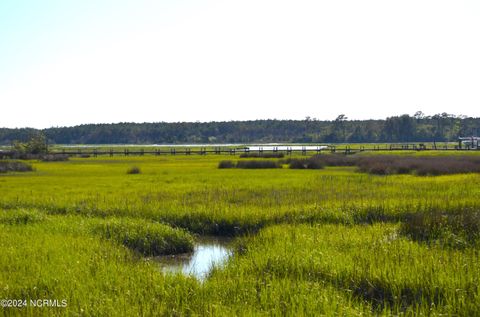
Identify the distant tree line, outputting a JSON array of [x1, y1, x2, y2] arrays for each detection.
[[1, 113, 479, 145]]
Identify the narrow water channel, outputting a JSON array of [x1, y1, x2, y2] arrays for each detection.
[[155, 237, 233, 280]]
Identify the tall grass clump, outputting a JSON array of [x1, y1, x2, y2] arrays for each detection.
[[236, 160, 281, 169], [92, 218, 194, 256], [401, 209, 480, 247], [226, 224, 480, 315], [0, 160, 33, 173], [0, 209, 45, 225], [218, 160, 281, 169], [126, 166, 141, 174], [0, 217, 201, 316], [288, 158, 324, 169], [356, 155, 480, 176], [309, 154, 357, 166], [218, 160, 236, 168], [296, 154, 480, 176], [286, 154, 356, 169]]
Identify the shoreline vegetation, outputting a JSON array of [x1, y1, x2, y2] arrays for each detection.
[[1, 113, 479, 145], [1, 151, 480, 315], [0, 160, 33, 173], [219, 154, 480, 176]]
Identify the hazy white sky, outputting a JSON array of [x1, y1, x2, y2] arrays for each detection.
[[1, 0, 479, 128]]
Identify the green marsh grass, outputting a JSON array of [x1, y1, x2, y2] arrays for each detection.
[[401, 209, 480, 248], [1, 153, 480, 315], [0, 214, 201, 316], [126, 166, 141, 174], [2, 155, 480, 234], [221, 224, 480, 315], [0, 209, 45, 225], [218, 160, 281, 169], [91, 217, 194, 255]]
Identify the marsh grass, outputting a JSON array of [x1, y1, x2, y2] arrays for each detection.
[[308, 154, 357, 166], [91, 218, 194, 256], [401, 209, 480, 248], [0, 160, 33, 173], [218, 160, 235, 169], [3, 156, 480, 235], [218, 160, 281, 169], [305, 154, 480, 175], [225, 224, 480, 315], [236, 160, 281, 169], [126, 166, 141, 174], [0, 216, 201, 316], [356, 155, 480, 175], [287, 158, 324, 169], [1, 154, 480, 315], [0, 209, 45, 225]]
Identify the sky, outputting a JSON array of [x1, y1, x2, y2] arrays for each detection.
[[0, 0, 479, 129]]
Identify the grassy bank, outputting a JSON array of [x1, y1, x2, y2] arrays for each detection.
[[2, 155, 480, 234]]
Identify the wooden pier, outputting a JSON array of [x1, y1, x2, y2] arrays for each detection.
[[1, 142, 479, 159]]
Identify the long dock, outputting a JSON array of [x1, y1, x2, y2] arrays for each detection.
[[1, 143, 478, 159]]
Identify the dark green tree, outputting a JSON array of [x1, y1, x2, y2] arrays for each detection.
[[12, 132, 48, 156]]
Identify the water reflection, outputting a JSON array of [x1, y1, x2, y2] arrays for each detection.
[[247, 145, 328, 151], [155, 237, 232, 280]]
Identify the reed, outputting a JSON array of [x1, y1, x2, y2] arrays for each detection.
[[91, 217, 194, 255], [0, 160, 33, 173]]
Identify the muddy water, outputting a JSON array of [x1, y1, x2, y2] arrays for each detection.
[[155, 237, 233, 280]]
